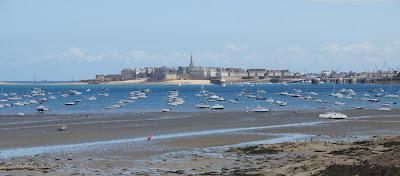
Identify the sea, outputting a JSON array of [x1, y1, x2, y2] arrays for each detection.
[[0, 83, 399, 115]]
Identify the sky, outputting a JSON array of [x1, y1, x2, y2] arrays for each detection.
[[1, 0, 400, 81]]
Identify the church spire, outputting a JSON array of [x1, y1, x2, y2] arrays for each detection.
[[189, 53, 194, 68]]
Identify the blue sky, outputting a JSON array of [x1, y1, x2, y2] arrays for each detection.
[[1, 0, 400, 81]]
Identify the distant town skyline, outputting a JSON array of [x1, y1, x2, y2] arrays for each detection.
[[1, 0, 400, 81]]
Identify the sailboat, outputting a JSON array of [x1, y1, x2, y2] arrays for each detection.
[[57, 120, 68, 131], [319, 80, 347, 119], [251, 89, 270, 112]]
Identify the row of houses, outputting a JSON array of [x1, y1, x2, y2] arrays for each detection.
[[95, 67, 293, 82], [94, 55, 293, 82]]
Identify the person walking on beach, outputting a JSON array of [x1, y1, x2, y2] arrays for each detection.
[[146, 133, 152, 141]]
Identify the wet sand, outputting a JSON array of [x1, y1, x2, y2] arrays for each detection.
[[0, 109, 399, 175]]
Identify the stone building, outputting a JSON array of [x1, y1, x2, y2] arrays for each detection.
[[121, 69, 137, 80]]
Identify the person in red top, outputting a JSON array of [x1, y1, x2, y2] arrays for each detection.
[[146, 133, 152, 141]]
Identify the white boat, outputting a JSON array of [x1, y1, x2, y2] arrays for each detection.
[[228, 98, 240, 104], [122, 99, 135, 103], [143, 88, 151, 93], [0, 104, 4, 108], [385, 94, 399, 98], [161, 108, 173, 112], [353, 106, 363, 110], [87, 96, 97, 101], [7, 96, 21, 101], [195, 102, 210, 109], [275, 101, 288, 106], [36, 105, 50, 113], [251, 106, 270, 112], [67, 90, 82, 95], [211, 104, 224, 110], [334, 102, 346, 106], [17, 112, 25, 117], [40, 98, 49, 102], [363, 93, 371, 97], [360, 98, 379, 102], [256, 89, 267, 94], [13, 102, 25, 106], [246, 95, 257, 98], [65, 102, 76, 106], [277, 92, 289, 96], [98, 93, 109, 97], [265, 98, 274, 103], [217, 97, 226, 101], [209, 95, 219, 100], [319, 112, 347, 119], [106, 104, 121, 109], [307, 92, 319, 96], [167, 90, 179, 97], [378, 107, 391, 111], [128, 96, 138, 100], [293, 89, 302, 93]]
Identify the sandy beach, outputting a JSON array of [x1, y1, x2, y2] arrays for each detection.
[[0, 109, 399, 175], [160, 79, 211, 85]]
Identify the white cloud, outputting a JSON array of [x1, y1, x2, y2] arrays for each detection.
[[321, 41, 376, 57], [277, 46, 307, 58], [66, 47, 86, 58], [321, 41, 400, 58]]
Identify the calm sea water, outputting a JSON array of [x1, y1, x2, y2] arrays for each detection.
[[0, 83, 399, 115]]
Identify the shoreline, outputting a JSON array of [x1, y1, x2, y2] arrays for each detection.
[[2, 80, 400, 86], [0, 109, 399, 175]]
